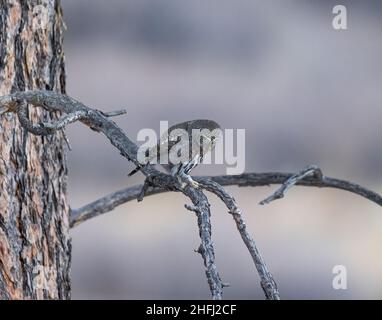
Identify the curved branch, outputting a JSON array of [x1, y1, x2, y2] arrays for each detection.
[[0, 90, 142, 167], [259, 165, 322, 205], [70, 171, 382, 227], [17, 102, 88, 135]]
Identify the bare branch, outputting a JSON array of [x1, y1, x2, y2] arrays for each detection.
[[137, 177, 153, 202], [99, 109, 127, 117], [183, 187, 224, 300], [0, 90, 142, 167], [16, 101, 88, 135], [70, 185, 163, 228], [211, 173, 382, 207], [185, 204, 201, 214], [197, 178, 280, 300], [70, 171, 382, 227], [259, 165, 322, 205]]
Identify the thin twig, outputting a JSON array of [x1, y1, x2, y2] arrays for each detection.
[[259, 165, 322, 205], [62, 129, 72, 151], [100, 109, 127, 117]]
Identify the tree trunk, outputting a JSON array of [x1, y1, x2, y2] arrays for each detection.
[[0, 0, 70, 299]]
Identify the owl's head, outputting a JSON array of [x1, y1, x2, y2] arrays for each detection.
[[189, 119, 222, 152]]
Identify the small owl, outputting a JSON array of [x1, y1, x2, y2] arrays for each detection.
[[130, 119, 221, 187]]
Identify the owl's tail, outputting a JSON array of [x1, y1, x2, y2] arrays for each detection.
[[128, 166, 141, 177]]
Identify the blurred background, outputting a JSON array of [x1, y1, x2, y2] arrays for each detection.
[[62, 0, 382, 299]]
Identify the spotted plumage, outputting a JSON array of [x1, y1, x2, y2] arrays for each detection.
[[130, 119, 221, 187]]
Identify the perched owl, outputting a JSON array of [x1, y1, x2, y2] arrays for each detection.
[[130, 119, 221, 187]]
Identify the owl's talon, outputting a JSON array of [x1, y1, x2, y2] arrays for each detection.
[[189, 179, 200, 189], [177, 173, 199, 189]]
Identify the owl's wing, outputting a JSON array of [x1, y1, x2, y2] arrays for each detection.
[[147, 133, 169, 161]]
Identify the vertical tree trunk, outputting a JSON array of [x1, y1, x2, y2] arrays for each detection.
[[0, 0, 70, 299]]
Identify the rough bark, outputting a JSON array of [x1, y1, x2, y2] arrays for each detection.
[[0, 0, 70, 299]]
